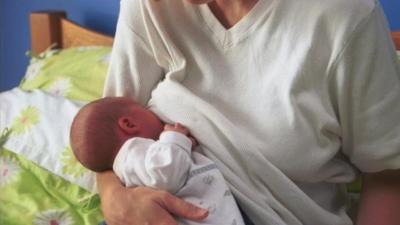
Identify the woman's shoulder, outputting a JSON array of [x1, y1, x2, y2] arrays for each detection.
[[282, 0, 379, 46], [299, 0, 378, 25], [272, 0, 381, 66], [121, 0, 185, 16], [119, 0, 187, 31], [317, 0, 376, 12]]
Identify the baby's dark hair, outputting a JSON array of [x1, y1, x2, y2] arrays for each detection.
[[70, 97, 133, 172]]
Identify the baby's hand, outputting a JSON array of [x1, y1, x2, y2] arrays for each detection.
[[164, 123, 198, 149], [164, 123, 189, 135]]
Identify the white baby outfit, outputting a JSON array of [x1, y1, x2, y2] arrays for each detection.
[[113, 131, 245, 225]]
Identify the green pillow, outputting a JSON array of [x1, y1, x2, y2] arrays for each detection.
[[20, 46, 111, 102]]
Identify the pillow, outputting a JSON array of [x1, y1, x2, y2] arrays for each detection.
[[1, 46, 112, 192], [0, 88, 96, 192], [20, 46, 111, 102], [0, 149, 103, 224]]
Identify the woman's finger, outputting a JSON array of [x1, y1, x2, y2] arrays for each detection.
[[148, 204, 180, 225], [189, 136, 198, 147], [155, 191, 208, 221]]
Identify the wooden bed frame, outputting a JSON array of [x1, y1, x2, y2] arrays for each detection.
[[30, 11, 400, 54], [30, 11, 114, 54], [393, 32, 400, 50]]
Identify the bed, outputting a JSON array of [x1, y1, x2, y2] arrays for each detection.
[[0, 12, 113, 225], [0, 11, 399, 225]]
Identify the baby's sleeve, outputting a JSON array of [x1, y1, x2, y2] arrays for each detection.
[[332, 4, 400, 172], [142, 131, 193, 193], [114, 135, 192, 191]]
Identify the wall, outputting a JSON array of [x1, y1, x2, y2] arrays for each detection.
[[0, 0, 119, 91], [0, 0, 399, 91], [381, 0, 400, 30]]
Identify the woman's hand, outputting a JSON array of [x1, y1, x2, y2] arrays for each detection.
[[356, 169, 400, 225], [97, 171, 208, 225]]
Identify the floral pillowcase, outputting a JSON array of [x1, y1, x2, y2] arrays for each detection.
[[20, 46, 111, 102], [0, 88, 96, 192], [0, 46, 111, 225], [1, 46, 112, 192]]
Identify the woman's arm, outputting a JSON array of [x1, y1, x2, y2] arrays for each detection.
[[356, 170, 400, 225], [97, 171, 208, 225], [103, 0, 164, 105]]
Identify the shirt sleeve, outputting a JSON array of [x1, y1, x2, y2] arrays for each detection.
[[103, 0, 164, 105], [332, 4, 400, 173]]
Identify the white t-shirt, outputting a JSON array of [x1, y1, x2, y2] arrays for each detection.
[[113, 131, 245, 225], [104, 0, 400, 224]]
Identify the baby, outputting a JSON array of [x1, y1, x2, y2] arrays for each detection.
[[70, 97, 245, 225]]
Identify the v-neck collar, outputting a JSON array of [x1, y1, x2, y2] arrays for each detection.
[[197, 0, 273, 49]]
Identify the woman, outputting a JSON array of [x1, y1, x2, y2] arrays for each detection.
[[99, 0, 400, 224]]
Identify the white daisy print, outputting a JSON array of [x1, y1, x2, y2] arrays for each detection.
[[25, 60, 44, 81], [34, 209, 74, 225], [0, 156, 21, 187], [47, 78, 72, 97], [61, 146, 89, 179], [100, 53, 111, 65], [77, 46, 101, 52], [38, 49, 59, 59]]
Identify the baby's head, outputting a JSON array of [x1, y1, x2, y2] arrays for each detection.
[[70, 97, 164, 172]]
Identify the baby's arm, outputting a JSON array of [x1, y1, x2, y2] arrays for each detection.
[[141, 125, 194, 193], [115, 123, 196, 192]]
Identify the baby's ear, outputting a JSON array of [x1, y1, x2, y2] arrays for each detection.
[[118, 116, 139, 135]]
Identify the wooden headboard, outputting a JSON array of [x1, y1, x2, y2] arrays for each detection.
[[30, 11, 399, 54], [30, 11, 114, 54], [392, 32, 400, 50]]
